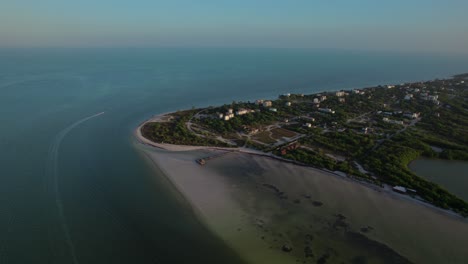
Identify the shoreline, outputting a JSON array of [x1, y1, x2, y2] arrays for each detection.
[[133, 119, 468, 263], [134, 113, 466, 221]]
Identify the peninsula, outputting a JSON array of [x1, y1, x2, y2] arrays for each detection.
[[136, 73, 468, 264], [140, 74, 468, 216]]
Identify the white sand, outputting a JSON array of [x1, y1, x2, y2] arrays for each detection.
[[135, 115, 468, 264]]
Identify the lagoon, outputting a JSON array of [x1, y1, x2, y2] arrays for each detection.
[[409, 158, 468, 201]]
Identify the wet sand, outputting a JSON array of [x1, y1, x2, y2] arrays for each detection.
[[137, 142, 468, 264]]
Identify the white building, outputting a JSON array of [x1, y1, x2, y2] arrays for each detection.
[[313, 98, 320, 104], [285, 102, 292, 107], [318, 108, 335, 114], [403, 112, 420, 119], [269, 108, 278, 112], [404, 94, 413, 100], [236, 109, 253, 116], [336, 91, 345, 97], [303, 123, 312, 128], [320, 96, 327, 102], [262, 101, 273, 107]]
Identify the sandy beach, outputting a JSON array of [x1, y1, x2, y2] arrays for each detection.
[[135, 116, 468, 264]]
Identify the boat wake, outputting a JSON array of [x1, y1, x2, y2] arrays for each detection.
[[46, 112, 104, 264]]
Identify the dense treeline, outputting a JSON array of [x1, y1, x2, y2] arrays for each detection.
[[141, 115, 229, 147]]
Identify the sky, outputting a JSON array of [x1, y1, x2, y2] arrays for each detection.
[[1, 0, 468, 53]]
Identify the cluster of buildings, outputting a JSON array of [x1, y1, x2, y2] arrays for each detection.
[[219, 108, 256, 121], [420, 93, 440, 105]]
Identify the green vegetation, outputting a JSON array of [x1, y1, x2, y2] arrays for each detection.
[[141, 74, 468, 216], [141, 110, 229, 147]]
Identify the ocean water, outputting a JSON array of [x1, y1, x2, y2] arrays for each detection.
[[0, 48, 467, 263]]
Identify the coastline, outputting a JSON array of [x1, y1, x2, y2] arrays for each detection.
[[134, 113, 464, 220], [134, 113, 468, 263]]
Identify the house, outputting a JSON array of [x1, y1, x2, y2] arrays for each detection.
[[404, 94, 413, 100], [303, 123, 312, 128], [235, 109, 253, 116], [318, 108, 335, 114], [403, 112, 420, 119], [228, 108, 233, 114], [269, 108, 278, 112], [383, 118, 404, 125], [285, 102, 292, 107], [262, 101, 273, 107], [313, 98, 320, 104], [336, 91, 345, 97], [339, 98, 345, 103], [387, 85, 395, 89], [255, 99, 264, 105], [224, 112, 234, 121], [320, 96, 327, 102]]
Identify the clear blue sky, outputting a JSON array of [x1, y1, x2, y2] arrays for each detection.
[[1, 0, 468, 53]]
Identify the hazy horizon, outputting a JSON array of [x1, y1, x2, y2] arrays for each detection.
[[2, 0, 468, 54]]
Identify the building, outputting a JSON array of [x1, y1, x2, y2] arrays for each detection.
[[313, 98, 320, 104], [255, 99, 264, 105], [339, 98, 345, 103], [404, 94, 413, 100], [318, 108, 335, 114], [382, 117, 404, 125], [336, 91, 345, 97], [269, 108, 278, 112], [285, 102, 292, 107], [235, 109, 254, 116], [228, 108, 233, 114], [387, 85, 395, 89], [303, 123, 312, 128], [393, 186, 407, 194], [262, 101, 273, 107], [223, 112, 234, 121], [403, 112, 420, 119], [319, 96, 327, 102]]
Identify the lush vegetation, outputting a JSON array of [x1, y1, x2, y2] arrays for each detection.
[[142, 75, 468, 216], [141, 111, 229, 147]]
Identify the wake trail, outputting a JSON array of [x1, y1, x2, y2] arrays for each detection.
[[46, 112, 104, 264]]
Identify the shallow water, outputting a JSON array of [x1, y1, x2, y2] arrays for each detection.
[[209, 153, 468, 264], [1, 48, 468, 263]]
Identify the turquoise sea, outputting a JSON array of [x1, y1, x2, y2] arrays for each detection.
[[0, 48, 467, 263]]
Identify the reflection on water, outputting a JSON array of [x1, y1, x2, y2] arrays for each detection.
[[409, 158, 468, 201]]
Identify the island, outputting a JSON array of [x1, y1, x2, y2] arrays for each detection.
[[136, 73, 468, 264]]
